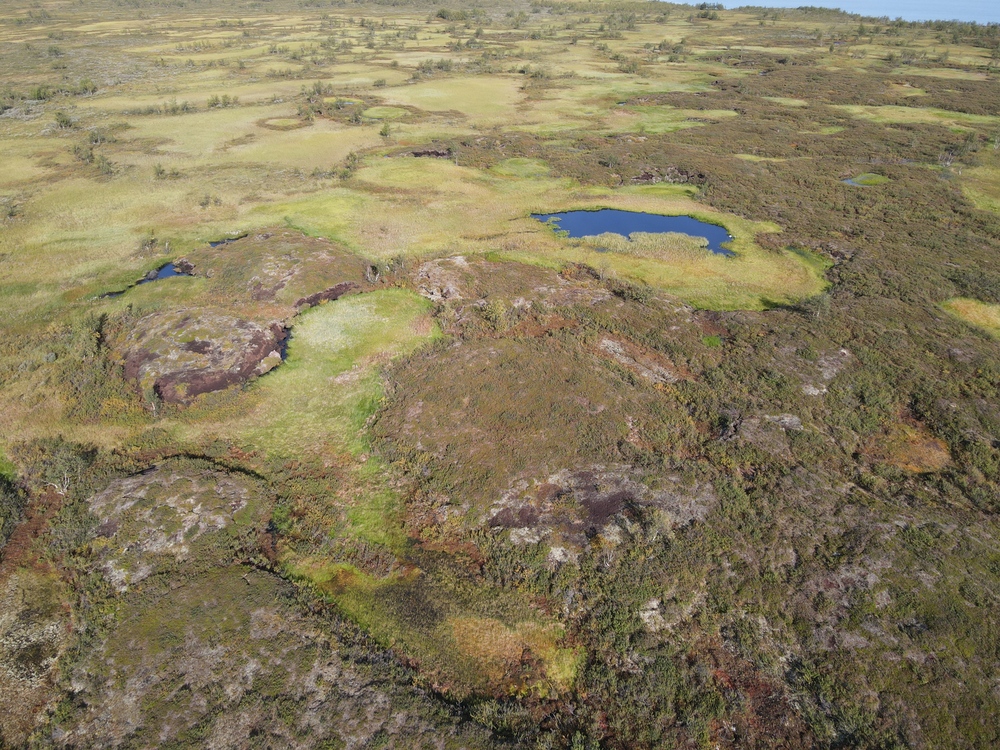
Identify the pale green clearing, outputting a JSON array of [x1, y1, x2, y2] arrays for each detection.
[[890, 66, 989, 80], [960, 155, 1000, 215], [258, 117, 306, 129], [942, 298, 1000, 339], [379, 76, 524, 123], [215, 288, 439, 458], [764, 96, 809, 107], [491, 157, 551, 178], [847, 173, 890, 186], [833, 104, 998, 128], [735, 154, 789, 162], [602, 105, 739, 134], [361, 105, 409, 120]]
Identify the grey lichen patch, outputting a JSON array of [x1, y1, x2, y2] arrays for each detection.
[[597, 336, 684, 385], [0, 571, 67, 684], [0, 569, 71, 746], [87, 462, 255, 589], [415, 256, 470, 302], [489, 465, 716, 553], [52, 568, 489, 750]]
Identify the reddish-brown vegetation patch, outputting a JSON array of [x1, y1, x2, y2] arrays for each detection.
[[593, 335, 690, 385], [701, 642, 818, 749], [864, 414, 952, 474]]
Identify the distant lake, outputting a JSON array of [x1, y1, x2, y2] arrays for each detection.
[[731, 1, 998, 23]]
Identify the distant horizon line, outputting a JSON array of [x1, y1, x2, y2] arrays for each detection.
[[666, 1, 1000, 25]]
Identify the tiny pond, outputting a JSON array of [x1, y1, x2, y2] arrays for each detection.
[[533, 209, 735, 256], [101, 262, 193, 298], [140, 263, 192, 283]]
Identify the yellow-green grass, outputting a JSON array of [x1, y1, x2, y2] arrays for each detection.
[[285, 559, 580, 698], [119, 102, 297, 156], [0, 139, 63, 188], [763, 96, 809, 107], [847, 173, 890, 186], [961, 158, 1000, 215], [0, 447, 16, 481], [361, 105, 409, 120], [602, 105, 738, 135], [323, 67, 411, 88], [890, 67, 989, 81], [73, 80, 305, 113], [942, 298, 1000, 339], [735, 154, 789, 162], [491, 157, 551, 178], [833, 104, 998, 128], [258, 117, 306, 130], [219, 122, 382, 168], [887, 82, 927, 98], [379, 76, 524, 123]]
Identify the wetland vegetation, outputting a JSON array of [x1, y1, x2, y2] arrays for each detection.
[[1, 0, 1000, 748]]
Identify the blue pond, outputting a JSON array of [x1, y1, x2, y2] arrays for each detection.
[[533, 209, 734, 256], [138, 263, 192, 284], [100, 263, 193, 298]]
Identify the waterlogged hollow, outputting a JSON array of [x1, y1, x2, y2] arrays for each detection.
[[138, 263, 192, 284], [101, 262, 193, 298], [534, 209, 735, 256]]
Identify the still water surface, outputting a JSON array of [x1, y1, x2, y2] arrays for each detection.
[[533, 209, 735, 256]]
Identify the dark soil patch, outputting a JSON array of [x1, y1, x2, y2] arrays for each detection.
[[295, 281, 360, 309]]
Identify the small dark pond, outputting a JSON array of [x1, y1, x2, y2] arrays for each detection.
[[533, 209, 735, 256], [138, 263, 193, 284], [100, 262, 193, 298]]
